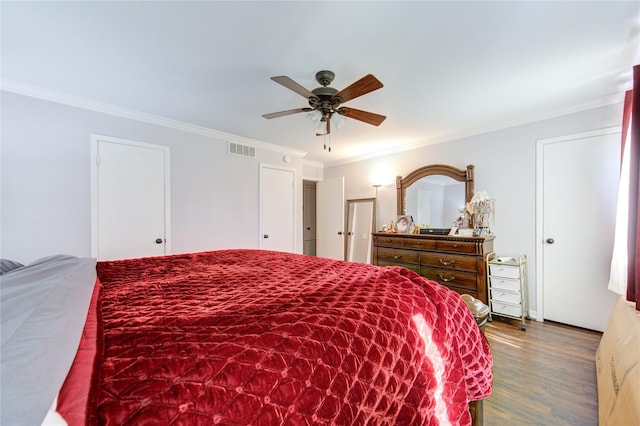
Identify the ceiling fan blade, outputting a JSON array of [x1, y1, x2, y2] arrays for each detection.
[[271, 76, 319, 102], [333, 74, 383, 104], [262, 107, 313, 119], [341, 107, 386, 126]]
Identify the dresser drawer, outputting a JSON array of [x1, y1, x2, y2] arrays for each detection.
[[489, 264, 520, 279], [490, 289, 522, 304], [403, 238, 436, 250], [435, 240, 478, 254], [377, 247, 419, 264], [489, 277, 520, 292], [374, 236, 405, 248], [420, 267, 478, 291], [377, 260, 420, 274], [420, 252, 477, 272], [492, 301, 522, 317]]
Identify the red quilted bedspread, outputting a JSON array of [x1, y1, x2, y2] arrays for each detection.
[[90, 250, 491, 425]]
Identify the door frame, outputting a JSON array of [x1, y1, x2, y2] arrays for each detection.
[[535, 126, 620, 322], [90, 134, 172, 258]]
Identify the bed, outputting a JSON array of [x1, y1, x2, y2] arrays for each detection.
[[1, 249, 492, 425]]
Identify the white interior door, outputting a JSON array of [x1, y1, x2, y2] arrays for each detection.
[[91, 135, 170, 260], [316, 176, 344, 260], [537, 128, 620, 331], [260, 165, 295, 252]]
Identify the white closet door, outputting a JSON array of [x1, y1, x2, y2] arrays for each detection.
[[538, 128, 620, 331], [92, 135, 170, 260], [260, 165, 295, 252]]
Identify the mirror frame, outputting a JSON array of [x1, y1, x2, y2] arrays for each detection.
[[396, 164, 475, 215], [345, 197, 377, 263]]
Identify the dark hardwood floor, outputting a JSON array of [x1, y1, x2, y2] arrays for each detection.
[[482, 316, 602, 426]]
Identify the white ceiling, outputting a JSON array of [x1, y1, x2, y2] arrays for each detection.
[[2, 1, 639, 165]]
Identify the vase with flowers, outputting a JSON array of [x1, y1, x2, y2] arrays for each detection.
[[465, 190, 495, 236]]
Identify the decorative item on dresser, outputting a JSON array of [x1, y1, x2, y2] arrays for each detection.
[[373, 233, 494, 304]]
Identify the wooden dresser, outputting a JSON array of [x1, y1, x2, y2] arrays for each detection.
[[372, 232, 495, 304]]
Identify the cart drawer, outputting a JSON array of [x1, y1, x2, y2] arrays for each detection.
[[489, 264, 520, 279], [489, 277, 520, 292], [492, 301, 522, 317], [491, 289, 522, 304]]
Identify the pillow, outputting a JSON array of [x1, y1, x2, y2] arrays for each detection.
[[0, 255, 96, 426], [0, 259, 24, 275]]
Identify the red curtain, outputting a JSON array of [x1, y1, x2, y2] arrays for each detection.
[[627, 64, 640, 310]]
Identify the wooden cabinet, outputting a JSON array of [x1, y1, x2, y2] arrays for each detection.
[[372, 233, 494, 304]]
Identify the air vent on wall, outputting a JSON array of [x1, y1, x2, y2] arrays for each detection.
[[228, 141, 256, 158]]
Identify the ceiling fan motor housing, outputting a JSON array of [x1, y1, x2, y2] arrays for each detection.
[[309, 86, 342, 113], [315, 70, 335, 86]]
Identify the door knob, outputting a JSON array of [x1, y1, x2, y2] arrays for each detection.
[[338, 231, 343, 235], [155, 238, 163, 244], [306, 227, 311, 230], [263, 234, 269, 239], [546, 238, 555, 244]]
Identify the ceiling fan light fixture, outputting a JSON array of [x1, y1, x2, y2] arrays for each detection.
[[307, 109, 323, 126], [331, 112, 346, 130], [307, 110, 345, 135]]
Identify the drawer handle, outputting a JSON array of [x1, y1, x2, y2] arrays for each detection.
[[438, 274, 455, 282], [452, 244, 458, 248], [393, 255, 402, 259], [438, 258, 455, 266]]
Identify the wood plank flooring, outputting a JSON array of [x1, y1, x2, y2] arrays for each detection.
[[482, 316, 602, 426]]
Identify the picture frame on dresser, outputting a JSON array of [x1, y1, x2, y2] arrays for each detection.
[[395, 215, 413, 233]]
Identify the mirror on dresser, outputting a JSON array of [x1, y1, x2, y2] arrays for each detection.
[[396, 164, 474, 234]]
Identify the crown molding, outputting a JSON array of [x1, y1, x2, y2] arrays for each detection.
[[1, 79, 308, 158]]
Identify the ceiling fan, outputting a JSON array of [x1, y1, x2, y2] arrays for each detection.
[[262, 70, 386, 137]]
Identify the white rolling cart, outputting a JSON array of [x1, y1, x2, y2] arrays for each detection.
[[486, 252, 530, 330]]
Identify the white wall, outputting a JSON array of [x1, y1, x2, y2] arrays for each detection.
[[0, 91, 322, 262], [323, 102, 623, 314]]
